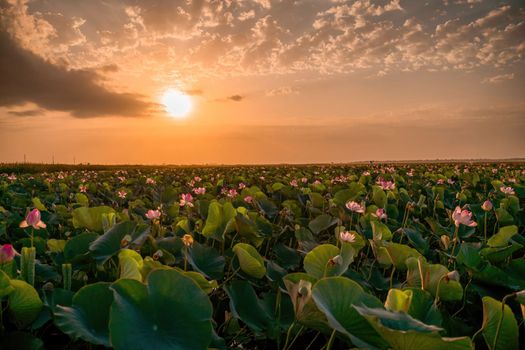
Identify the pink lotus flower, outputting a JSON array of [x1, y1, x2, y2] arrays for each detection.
[[437, 179, 445, 185], [146, 177, 156, 184], [500, 186, 515, 195], [374, 208, 388, 220], [145, 209, 161, 220], [19, 208, 47, 230], [0, 244, 16, 263], [481, 200, 493, 212], [79, 185, 87, 193], [377, 178, 395, 190], [313, 180, 321, 185], [339, 231, 356, 243], [180, 193, 194, 207], [7, 174, 17, 181], [492, 168, 498, 174], [227, 189, 238, 198], [290, 179, 298, 187], [238, 182, 246, 190], [193, 187, 206, 195], [452, 206, 477, 227], [345, 201, 365, 213], [447, 179, 455, 185], [362, 171, 371, 176], [194, 176, 202, 182], [259, 176, 265, 181], [301, 177, 308, 183], [118, 190, 127, 199], [244, 195, 253, 203]]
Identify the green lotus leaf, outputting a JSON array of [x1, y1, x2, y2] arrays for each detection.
[[480, 296, 519, 350], [109, 269, 214, 350], [0, 270, 14, 298], [118, 249, 143, 281], [311, 276, 388, 349], [72, 206, 115, 232], [63, 232, 98, 263], [304, 243, 354, 279], [405, 258, 463, 301], [89, 221, 149, 264], [332, 183, 366, 206], [487, 225, 518, 247], [54, 282, 113, 347], [308, 214, 337, 235], [354, 305, 473, 350], [8, 279, 44, 329], [187, 241, 225, 280], [372, 186, 387, 208], [232, 243, 266, 279]]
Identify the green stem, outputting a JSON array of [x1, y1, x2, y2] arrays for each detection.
[[285, 325, 305, 350], [449, 226, 459, 269], [389, 266, 396, 289], [484, 212, 488, 243], [305, 331, 321, 350], [326, 329, 337, 350], [283, 321, 296, 350], [492, 294, 513, 350], [21, 247, 36, 286], [62, 263, 72, 291], [433, 274, 446, 306]]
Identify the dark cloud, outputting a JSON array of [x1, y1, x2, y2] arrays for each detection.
[[0, 28, 152, 118], [98, 64, 119, 73], [227, 95, 244, 102], [7, 109, 44, 117]]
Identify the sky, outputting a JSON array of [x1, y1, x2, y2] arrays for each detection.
[[0, 0, 524, 165]]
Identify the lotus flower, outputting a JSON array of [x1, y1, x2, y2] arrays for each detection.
[[118, 190, 127, 199], [345, 201, 365, 213], [19, 208, 46, 229], [194, 176, 202, 182], [500, 186, 515, 195], [244, 196, 253, 203], [193, 187, 206, 195], [146, 177, 156, 184], [238, 182, 246, 189], [339, 231, 356, 243], [301, 177, 308, 183], [182, 234, 194, 247], [377, 178, 395, 190], [145, 209, 161, 220], [375, 208, 388, 220], [0, 244, 16, 263], [79, 185, 87, 193], [481, 200, 493, 211], [180, 193, 194, 207], [452, 206, 477, 227], [290, 179, 298, 187], [227, 189, 238, 198]]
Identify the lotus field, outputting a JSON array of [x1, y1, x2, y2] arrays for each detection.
[[1, 163, 524, 350]]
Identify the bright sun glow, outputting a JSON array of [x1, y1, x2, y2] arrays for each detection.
[[161, 89, 192, 118]]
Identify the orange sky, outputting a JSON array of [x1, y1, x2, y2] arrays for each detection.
[[1, 0, 524, 164]]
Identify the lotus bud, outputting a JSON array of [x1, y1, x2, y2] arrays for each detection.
[[481, 200, 493, 212], [329, 255, 343, 266], [0, 244, 16, 263], [19, 208, 46, 230], [297, 279, 312, 298], [440, 235, 450, 250], [120, 234, 132, 248], [445, 270, 460, 282], [153, 249, 164, 261], [182, 234, 194, 247]]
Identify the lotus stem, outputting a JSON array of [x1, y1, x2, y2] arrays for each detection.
[[21, 246, 36, 286], [492, 293, 513, 350], [433, 274, 447, 306], [325, 329, 337, 350], [484, 212, 488, 243], [62, 263, 72, 291]]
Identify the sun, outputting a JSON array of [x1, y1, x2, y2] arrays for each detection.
[[161, 89, 192, 118]]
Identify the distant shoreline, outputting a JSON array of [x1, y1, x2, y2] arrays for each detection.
[[1, 158, 524, 173]]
